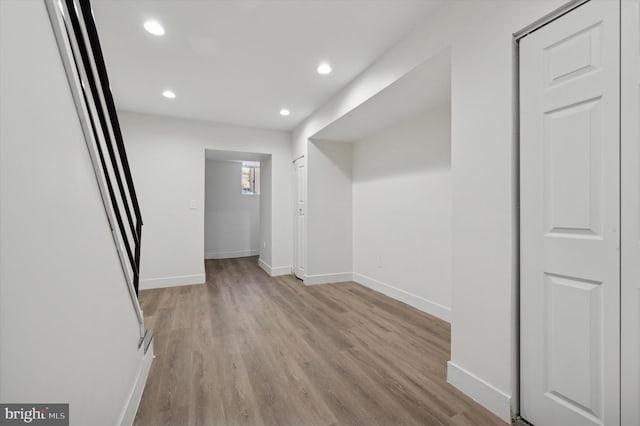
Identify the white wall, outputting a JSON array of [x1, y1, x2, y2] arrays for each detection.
[[260, 156, 273, 271], [0, 2, 150, 424], [352, 105, 451, 320], [119, 111, 292, 288], [304, 140, 352, 283], [292, 0, 568, 421], [205, 159, 261, 259]]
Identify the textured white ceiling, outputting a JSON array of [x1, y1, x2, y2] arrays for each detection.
[[92, 0, 443, 131]]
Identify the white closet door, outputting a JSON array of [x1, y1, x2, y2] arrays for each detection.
[[520, 1, 620, 425], [622, 0, 640, 424], [293, 158, 306, 279]]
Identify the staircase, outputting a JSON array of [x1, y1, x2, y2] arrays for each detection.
[[46, 0, 149, 349]]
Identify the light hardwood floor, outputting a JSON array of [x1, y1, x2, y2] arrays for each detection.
[[134, 256, 508, 426]]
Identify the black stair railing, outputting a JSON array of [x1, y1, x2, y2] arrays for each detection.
[[60, 0, 143, 295]]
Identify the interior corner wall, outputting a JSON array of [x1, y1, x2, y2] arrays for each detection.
[[259, 155, 273, 268], [292, 0, 568, 421], [118, 112, 292, 288], [352, 105, 452, 321], [305, 140, 352, 282], [204, 159, 261, 259], [0, 2, 149, 424]]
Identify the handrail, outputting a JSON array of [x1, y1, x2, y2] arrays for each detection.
[[77, 0, 143, 225], [45, 0, 146, 338], [65, 0, 141, 287], [63, 0, 142, 294]]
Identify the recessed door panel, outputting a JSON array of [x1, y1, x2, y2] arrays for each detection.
[[545, 274, 603, 419], [545, 22, 602, 87], [544, 98, 603, 237]]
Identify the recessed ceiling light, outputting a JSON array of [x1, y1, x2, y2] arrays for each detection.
[[279, 109, 290, 116], [317, 62, 332, 75], [162, 90, 176, 99], [144, 20, 165, 36]]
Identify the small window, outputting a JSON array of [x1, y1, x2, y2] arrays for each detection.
[[241, 164, 260, 195]]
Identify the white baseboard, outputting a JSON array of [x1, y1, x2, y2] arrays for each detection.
[[258, 258, 291, 277], [140, 273, 205, 290], [447, 361, 512, 424], [205, 249, 260, 260], [352, 272, 451, 322], [118, 340, 154, 426], [303, 272, 353, 285]]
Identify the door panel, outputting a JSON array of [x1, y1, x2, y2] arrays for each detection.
[[545, 22, 602, 88], [544, 97, 603, 237], [545, 273, 603, 419], [520, 1, 620, 425], [621, 0, 640, 424]]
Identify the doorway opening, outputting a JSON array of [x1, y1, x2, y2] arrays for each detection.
[[204, 149, 271, 265]]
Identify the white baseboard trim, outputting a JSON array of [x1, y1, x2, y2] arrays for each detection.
[[205, 249, 260, 260], [447, 361, 512, 424], [140, 273, 205, 290], [352, 272, 451, 322], [118, 340, 154, 426], [303, 272, 353, 285], [258, 258, 292, 277]]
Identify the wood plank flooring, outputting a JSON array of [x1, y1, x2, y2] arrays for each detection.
[[134, 256, 507, 426]]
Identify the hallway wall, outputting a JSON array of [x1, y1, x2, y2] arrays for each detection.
[[205, 159, 261, 259], [0, 2, 150, 424], [305, 140, 353, 283], [352, 104, 452, 321], [120, 111, 292, 288]]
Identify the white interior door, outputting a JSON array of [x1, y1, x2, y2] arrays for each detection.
[[622, 0, 640, 424], [520, 1, 620, 425], [293, 158, 306, 279]]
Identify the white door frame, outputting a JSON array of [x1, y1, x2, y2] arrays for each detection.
[[621, 0, 640, 423]]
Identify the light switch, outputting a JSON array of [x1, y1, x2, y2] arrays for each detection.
[[189, 200, 196, 209]]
